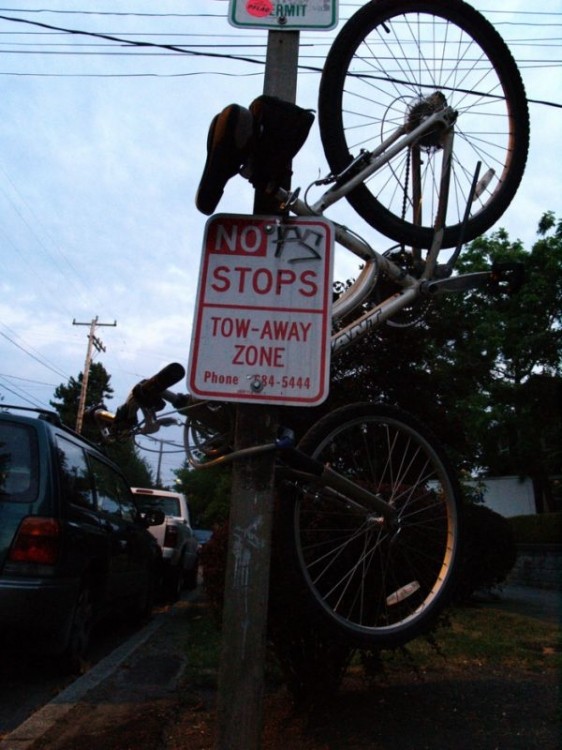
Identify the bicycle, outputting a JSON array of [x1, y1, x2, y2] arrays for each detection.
[[92, 0, 528, 649]]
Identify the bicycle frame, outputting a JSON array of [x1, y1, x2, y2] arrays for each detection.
[[96, 98, 497, 481], [277, 105, 464, 356]]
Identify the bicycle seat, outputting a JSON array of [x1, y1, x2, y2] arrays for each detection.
[[196, 97, 314, 215], [196, 103, 254, 216]]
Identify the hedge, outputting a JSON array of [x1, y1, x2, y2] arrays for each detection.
[[509, 512, 562, 545]]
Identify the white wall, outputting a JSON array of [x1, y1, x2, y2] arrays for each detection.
[[471, 476, 536, 517]]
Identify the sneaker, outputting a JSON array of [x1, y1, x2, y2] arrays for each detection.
[[196, 103, 254, 215]]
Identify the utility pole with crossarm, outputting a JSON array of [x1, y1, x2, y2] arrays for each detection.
[[72, 316, 116, 433]]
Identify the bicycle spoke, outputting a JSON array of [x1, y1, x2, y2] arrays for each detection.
[[319, 0, 528, 247], [290, 403, 461, 646]]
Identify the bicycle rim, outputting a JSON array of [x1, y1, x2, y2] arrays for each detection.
[[318, 0, 529, 248], [291, 403, 461, 648]]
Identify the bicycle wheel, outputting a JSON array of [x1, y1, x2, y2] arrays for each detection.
[[283, 402, 462, 648], [318, 0, 529, 249]]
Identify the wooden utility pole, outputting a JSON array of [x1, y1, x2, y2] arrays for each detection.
[[214, 29, 300, 750], [72, 316, 116, 433]]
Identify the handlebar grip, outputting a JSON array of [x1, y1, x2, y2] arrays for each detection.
[[133, 363, 186, 408]]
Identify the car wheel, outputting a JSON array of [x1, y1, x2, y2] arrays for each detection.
[[127, 563, 156, 623], [60, 585, 94, 674]]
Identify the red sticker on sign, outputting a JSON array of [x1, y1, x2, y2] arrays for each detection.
[[246, 0, 273, 18]]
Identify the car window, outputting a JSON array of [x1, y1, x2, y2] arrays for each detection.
[[90, 456, 122, 517], [135, 495, 179, 516], [56, 436, 95, 509], [118, 485, 138, 524], [90, 456, 136, 522], [0, 420, 40, 503]]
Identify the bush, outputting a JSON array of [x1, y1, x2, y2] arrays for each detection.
[[199, 522, 229, 622], [455, 504, 517, 601], [509, 512, 562, 545], [200, 514, 354, 708]]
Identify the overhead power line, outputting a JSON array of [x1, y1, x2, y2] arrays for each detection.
[[0, 376, 44, 408], [0, 328, 68, 379], [0, 11, 560, 109], [0, 13, 267, 68]]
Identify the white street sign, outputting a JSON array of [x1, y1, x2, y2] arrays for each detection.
[[188, 214, 334, 406], [228, 0, 338, 30]]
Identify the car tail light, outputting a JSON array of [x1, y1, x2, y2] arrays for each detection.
[[9, 517, 61, 566], [164, 524, 178, 548]]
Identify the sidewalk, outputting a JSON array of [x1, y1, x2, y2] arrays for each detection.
[[0, 585, 559, 750], [0, 598, 193, 750]]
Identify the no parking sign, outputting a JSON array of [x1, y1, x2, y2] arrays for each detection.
[[187, 214, 334, 405]]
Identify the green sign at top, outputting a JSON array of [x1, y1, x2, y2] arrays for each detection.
[[229, 0, 338, 30]]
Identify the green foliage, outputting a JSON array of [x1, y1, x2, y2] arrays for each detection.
[[268, 514, 354, 707], [455, 504, 517, 601], [330, 214, 562, 486], [50, 361, 154, 487], [50, 361, 114, 441], [174, 463, 231, 527], [200, 517, 354, 707], [182, 601, 222, 689], [104, 441, 154, 488], [199, 522, 228, 623], [381, 606, 560, 672], [509, 512, 562, 545]]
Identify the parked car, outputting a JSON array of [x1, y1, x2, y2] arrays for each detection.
[[193, 528, 213, 553], [131, 487, 199, 600], [0, 406, 164, 673]]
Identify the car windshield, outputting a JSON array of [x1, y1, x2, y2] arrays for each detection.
[[135, 495, 180, 517], [0, 421, 40, 503]]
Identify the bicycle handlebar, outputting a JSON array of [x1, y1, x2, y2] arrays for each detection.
[[132, 362, 186, 408], [105, 362, 186, 434]]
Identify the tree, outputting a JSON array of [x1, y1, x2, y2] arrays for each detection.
[[436, 214, 561, 508], [50, 362, 154, 488], [174, 462, 231, 527], [328, 214, 562, 509], [50, 361, 113, 441]]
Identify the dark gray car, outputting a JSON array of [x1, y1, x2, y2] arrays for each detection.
[[0, 406, 163, 672]]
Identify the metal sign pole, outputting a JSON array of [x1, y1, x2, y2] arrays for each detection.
[[214, 29, 300, 750]]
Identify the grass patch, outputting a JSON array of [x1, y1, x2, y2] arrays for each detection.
[[182, 601, 222, 689], [181, 596, 560, 693], [380, 604, 561, 674]]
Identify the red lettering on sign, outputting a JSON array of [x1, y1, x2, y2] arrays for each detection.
[[232, 344, 286, 368], [210, 316, 252, 338], [209, 266, 319, 297]]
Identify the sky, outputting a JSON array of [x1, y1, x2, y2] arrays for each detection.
[[0, 0, 561, 485]]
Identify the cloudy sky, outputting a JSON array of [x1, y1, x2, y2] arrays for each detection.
[[0, 0, 560, 484]]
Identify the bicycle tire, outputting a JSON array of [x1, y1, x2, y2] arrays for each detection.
[[282, 402, 462, 648], [318, 0, 529, 249]]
